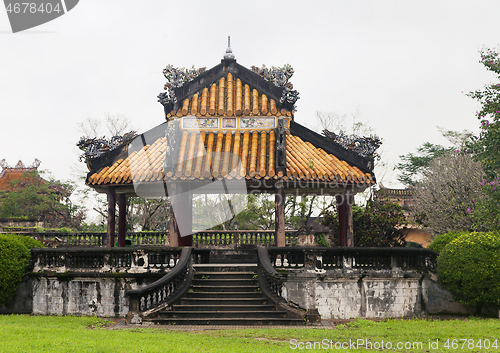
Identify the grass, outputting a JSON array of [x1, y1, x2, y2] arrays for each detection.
[[0, 315, 499, 352]]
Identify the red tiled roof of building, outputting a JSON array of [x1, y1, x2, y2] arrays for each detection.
[[0, 160, 40, 191]]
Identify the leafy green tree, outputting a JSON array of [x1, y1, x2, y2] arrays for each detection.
[[127, 197, 169, 231], [396, 128, 472, 186], [466, 48, 500, 231], [286, 195, 335, 231], [396, 142, 450, 186], [323, 197, 407, 247], [467, 48, 500, 177], [470, 178, 500, 232], [0, 171, 85, 229]]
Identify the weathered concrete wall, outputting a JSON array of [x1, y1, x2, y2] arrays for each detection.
[[1, 265, 479, 319], [421, 277, 474, 316], [0, 274, 162, 317], [282, 269, 469, 319]]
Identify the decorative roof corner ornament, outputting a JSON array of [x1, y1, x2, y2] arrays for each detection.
[[77, 131, 138, 162], [322, 129, 382, 160], [251, 64, 300, 109], [0, 159, 40, 170], [223, 36, 235, 60], [280, 86, 300, 107], [30, 159, 41, 169], [157, 64, 207, 108]]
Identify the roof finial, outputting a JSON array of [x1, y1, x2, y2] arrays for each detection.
[[223, 35, 235, 60]]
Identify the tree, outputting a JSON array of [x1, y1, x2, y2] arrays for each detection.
[[0, 171, 85, 229], [323, 197, 407, 247], [466, 48, 500, 231], [410, 152, 485, 237], [191, 193, 336, 232], [316, 107, 374, 137], [396, 142, 450, 186], [396, 128, 472, 186], [287, 195, 329, 231], [77, 113, 133, 138], [316, 109, 383, 204], [127, 197, 169, 231]]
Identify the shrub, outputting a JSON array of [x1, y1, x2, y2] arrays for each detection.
[[17, 235, 44, 249], [0, 234, 31, 305], [437, 232, 500, 314], [427, 230, 468, 253]]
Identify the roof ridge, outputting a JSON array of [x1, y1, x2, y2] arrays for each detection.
[[159, 60, 298, 116]]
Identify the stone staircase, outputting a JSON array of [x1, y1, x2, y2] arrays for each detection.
[[142, 264, 304, 326]]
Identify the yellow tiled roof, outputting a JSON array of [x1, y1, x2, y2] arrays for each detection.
[[86, 131, 374, 186], [165, 73, 292, 119]]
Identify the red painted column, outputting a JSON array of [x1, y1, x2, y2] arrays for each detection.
[[275, 182, 286, 247], [168, 199, 179, 247], [118, 194, 127, 247], [177, 190, 193, 247], [169, 183, 193, 247], [337, 186, 353, 247], [106, 187, 116, 248]]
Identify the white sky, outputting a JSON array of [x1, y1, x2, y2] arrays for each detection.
[[1, 0, 499, 191]]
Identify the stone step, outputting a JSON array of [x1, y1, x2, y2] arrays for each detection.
[[191, 285, 259, 292], [172, 304, 277, 312], [144, 317, 304, 326], [192, 264, 257, 272], [185, 291, 261, 298], [153, 310, 288, 319], [193, 271, 256, 280], [191, 278, 258, 287], [207, 248, 258, 264], [179, 297, 269, 306], [142, 261, 304, 326]]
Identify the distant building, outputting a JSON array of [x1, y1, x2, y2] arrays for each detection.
[[0, 159, 44, 232], [376, 183, 432, 247], [0, 159, 41, 191]]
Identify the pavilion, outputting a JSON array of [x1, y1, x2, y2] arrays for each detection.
[[82, 42, 376, 248]]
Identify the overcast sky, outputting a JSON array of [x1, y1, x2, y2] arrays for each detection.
[[1, 0, 499, 190]]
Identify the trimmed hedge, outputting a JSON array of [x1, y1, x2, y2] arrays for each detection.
[[0, 234, 44, 305], [437, 232, 500, 313], [427, 230, 468, 253]]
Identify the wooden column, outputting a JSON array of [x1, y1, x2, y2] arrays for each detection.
[[177, 189, 193, 247], [168, 183, 193, 247], [275, 183, 285, 247], [168, 198, 179, 247], [168, 199, 179, 247], [346, 190, 353, 247], [118, 194, 127, 247], [106, 187, 116, 248], [336, 186, 353, 247]]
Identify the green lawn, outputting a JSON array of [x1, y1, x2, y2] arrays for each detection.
[[0, 315, 498, 352]]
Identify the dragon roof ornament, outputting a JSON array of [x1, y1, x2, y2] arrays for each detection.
[[251, 64, 300, 110], [77, 131, 137, 162], [322, 129, 382, 160], [157, 65, 207, 106]]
